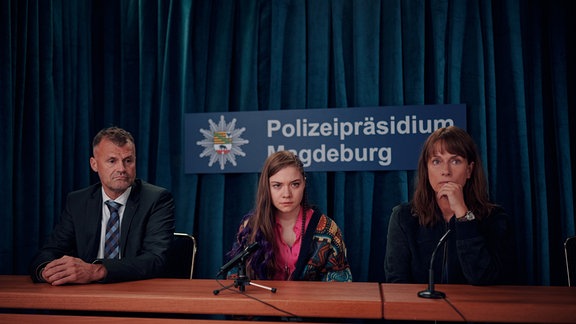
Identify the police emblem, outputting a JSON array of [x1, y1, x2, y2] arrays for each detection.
[[196, 115, 249, 170]]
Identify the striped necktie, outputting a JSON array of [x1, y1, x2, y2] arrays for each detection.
[[104, 200, 122, 259]]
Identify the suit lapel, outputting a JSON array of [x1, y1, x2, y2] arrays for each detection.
[[85, 187, 103, 259], [121, 181, 140, 254]]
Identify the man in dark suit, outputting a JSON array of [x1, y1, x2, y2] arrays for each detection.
[[30, 126, 175, 285]]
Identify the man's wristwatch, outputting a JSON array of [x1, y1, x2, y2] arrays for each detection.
[[457, 210, 476, 222]]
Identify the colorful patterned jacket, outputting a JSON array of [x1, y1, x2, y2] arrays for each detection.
[[227, 207, 352, 282]]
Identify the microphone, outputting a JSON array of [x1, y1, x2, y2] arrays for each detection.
[[216, 242, 259, 277], [418, 229, 451, 299]]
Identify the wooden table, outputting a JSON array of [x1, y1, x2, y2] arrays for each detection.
[[381, 283, 464, 321], [4, 275, 576, 323], [0, 276, 382, 320], [382, 283, 576, 323]]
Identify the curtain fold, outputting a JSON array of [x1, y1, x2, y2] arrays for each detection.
[[2, 0, 574, 285], [0, 0, 14, 275]]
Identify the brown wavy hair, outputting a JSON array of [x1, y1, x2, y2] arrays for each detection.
[[245, 151, 309, 276], [412, 126, 496, 226]]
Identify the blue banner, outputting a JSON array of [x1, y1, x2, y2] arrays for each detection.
[[185, 105, 466, 173]]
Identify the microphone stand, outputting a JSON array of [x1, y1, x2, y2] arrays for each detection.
[[418, 268, 446, 299], [213, 255, 277, 295], [418, 229, 451, 299]]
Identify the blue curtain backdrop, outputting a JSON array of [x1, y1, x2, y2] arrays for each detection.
[[1, 0, 574, 285]]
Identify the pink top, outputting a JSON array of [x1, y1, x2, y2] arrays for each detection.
[[273, 208, 313, 280]]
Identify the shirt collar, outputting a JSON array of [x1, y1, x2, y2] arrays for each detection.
[[101, 186, 132, 206]]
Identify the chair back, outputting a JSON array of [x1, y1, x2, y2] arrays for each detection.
[[163, 232, 197, 279], [565, 236, 576, 287]]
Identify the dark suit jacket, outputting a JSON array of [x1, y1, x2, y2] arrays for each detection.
[[30, 179, 175, 283]]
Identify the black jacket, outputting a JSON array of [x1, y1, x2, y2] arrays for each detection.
[[384, 203, 515, 285], [30, 179, 175, 283]]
